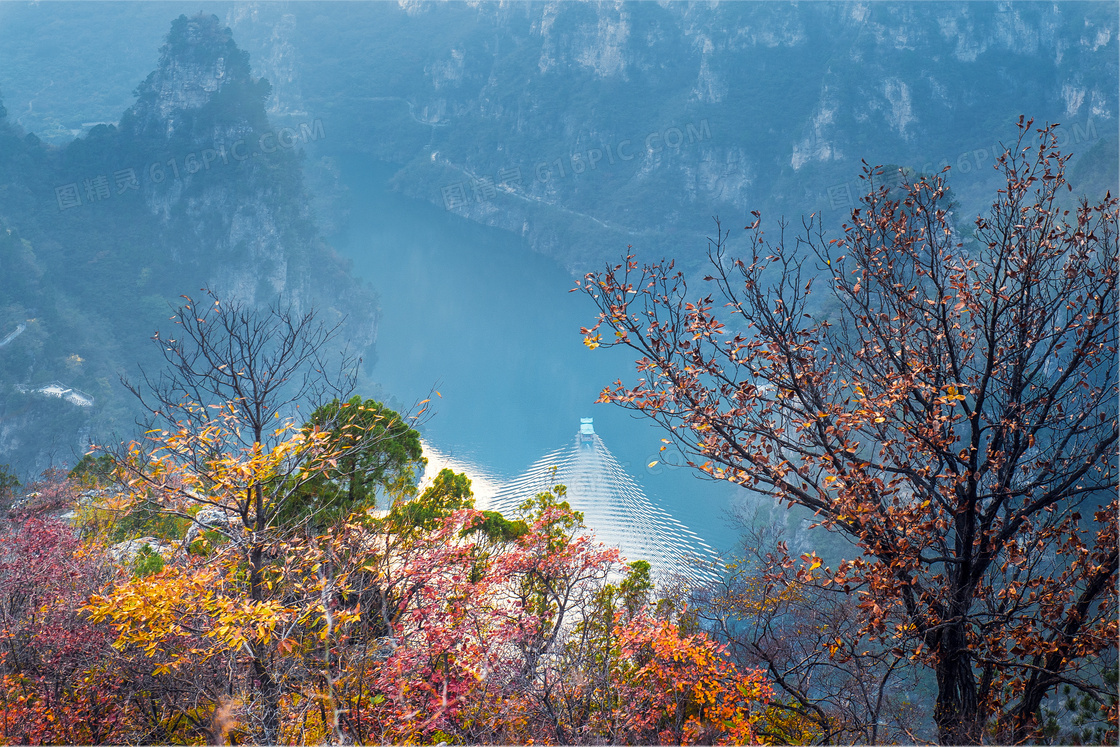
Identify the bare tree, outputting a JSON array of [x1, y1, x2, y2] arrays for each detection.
[[125, 287, 356, 450]]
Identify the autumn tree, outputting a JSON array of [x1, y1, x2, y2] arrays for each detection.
[[81, 453, 777, 745], [341, 481, 774, 746], [497, 485, 623, 742], [694, 514, 925, 743], [577, 119, 1117, 744], [107, 289, 427, 742], [600, 612, 774, 744], [0, 511, 124, 744]]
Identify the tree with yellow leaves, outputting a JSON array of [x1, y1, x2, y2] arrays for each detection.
[[104, 290, 429, 742]]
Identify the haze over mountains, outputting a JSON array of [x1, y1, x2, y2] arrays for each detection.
[[0, 11, 373, 473], [0, 2, 1116, 547], [3, 2, 1115, 267]]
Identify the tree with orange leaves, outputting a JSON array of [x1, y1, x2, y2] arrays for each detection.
[[577, 118, 1117, 744], [598, 612, 773, 744]]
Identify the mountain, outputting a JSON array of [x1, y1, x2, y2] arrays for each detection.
[[221, 0, 1118, 272], [1, 3, 1114, 274], [0, 2, 1115, 474], [0, 13, 376, 476]]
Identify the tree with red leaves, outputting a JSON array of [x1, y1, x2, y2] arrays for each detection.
[[577, 119, 1117, 744], [0, 511, 123, 744]]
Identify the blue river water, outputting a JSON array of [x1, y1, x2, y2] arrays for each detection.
[[331, 156, 745, 553]]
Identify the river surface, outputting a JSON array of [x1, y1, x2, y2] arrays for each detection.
[[331, 156, 743, 553]]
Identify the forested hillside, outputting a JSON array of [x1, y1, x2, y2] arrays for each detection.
[[0, 14, 376, 474]]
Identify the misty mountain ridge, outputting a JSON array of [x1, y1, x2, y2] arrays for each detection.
[[0, 13, 375, 475], [5, 2, 1112, 273], [0, 2, 1115, 480]]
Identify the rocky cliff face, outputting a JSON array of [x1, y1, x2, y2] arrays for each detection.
[[118, 14, 370, 321], [222, 0, 1116, 272], [0, 15, 377, 476], [0, 2, 1113, 273], [125, 16, 260, 139]]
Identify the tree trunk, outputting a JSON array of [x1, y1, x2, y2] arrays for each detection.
[[251, 650, 281, 743], [934, 625, 982, 745], [249, 537, 280, 743]]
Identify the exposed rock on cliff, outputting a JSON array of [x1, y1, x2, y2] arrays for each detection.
[[117, 14, 376, 338], [0, 16, 378, 475], [219, 1, 1116, 272]]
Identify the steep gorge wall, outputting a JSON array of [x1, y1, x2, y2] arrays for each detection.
[[0, 2, 1114, 273], [0, 13, 377, 475], [223, 1, 1117, 272]]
